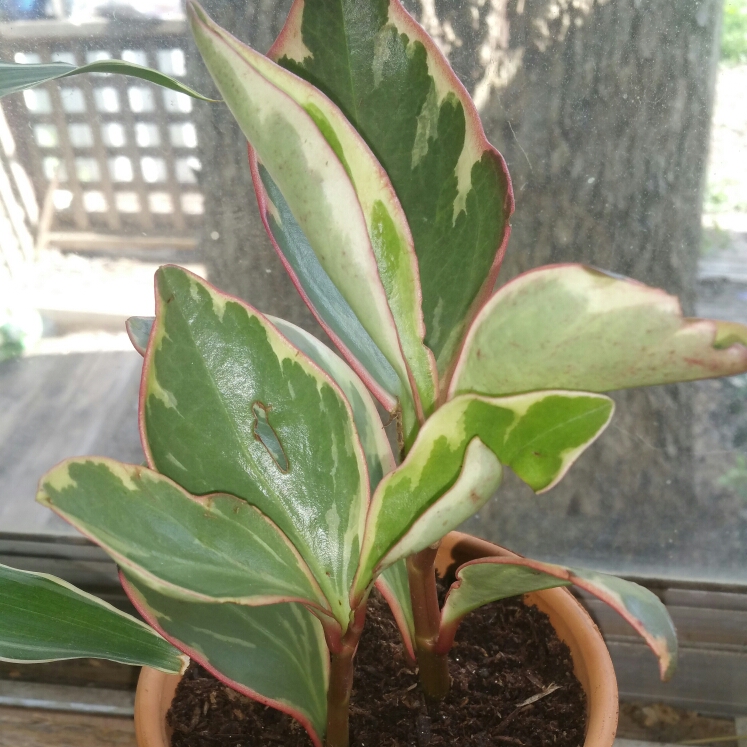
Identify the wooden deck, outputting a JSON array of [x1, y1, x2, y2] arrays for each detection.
[[0, 349, 144, 536]]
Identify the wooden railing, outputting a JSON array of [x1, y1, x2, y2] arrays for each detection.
[[0, 18, 200, 252]]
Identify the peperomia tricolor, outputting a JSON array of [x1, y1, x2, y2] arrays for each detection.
[[2, 2, 747, 746]]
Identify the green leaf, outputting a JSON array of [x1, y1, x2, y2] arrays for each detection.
[[355, 389, 612, 594], [451, 264, 747, 398], [142, 266, 367, 630], [125, 316, 153, 355], [188, 1, 437, 435], [271, 0, 513, 373], [269, 316, 395, 492], [440, 555, 678, 681], [123, 572, 328, 747], [256, 167, 402, 414], [0, 60, 214, 101], [355, 438, 502, 598], [375, 559, 415, 660], [0, 563, 185, 672], [37, 458, 328, 612]]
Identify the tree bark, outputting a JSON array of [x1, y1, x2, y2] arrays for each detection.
[[420, 0, 723, 562], [189, 0, 723, 562]]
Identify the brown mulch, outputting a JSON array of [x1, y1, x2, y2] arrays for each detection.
[[168, 591, 587, 747]]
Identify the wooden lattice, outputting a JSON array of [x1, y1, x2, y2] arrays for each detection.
[[0, 18, 201, 251]]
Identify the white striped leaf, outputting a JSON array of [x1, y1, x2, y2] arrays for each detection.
[[268, 316, 396, 492], [37, 458, 329, 612], [0, 563, 185, 672], [375, 559, 415, 660], [440, 556, 678, 681], [123, 572, 329, 747], [451, 264, 747, 398], [270, 0, 513, 375], [141, 266, 368, 630], [188, 1, 437, 437], [0, 60, 212, 100], [355, 390, 613, 595]]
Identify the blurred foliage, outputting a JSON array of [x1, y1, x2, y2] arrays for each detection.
[[723, 0, 747, 63]]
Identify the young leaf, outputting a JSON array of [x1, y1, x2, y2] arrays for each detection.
[[125, 315, 153, 355], [355, 438, 502, 598], [356, 389, 612, 594], [0, 563, 185, 672], [271, 0, 514, 373], [268, 316, 396, 492], [188, 1, 437, 434], [123, 572, 329, 747], [141, 266, 367, 630], [450, 264, 747, 398], [439, 556, 678, 681], [37, 458, 329, 613], [0, 60, 213, 100], [375, 559, 416, 661]]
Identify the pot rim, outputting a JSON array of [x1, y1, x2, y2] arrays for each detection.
[[135, 531, 618, 747]]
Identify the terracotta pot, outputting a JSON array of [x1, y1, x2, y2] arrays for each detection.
[[134, 531, 618, 747]]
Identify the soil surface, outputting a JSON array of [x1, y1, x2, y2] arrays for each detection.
[[167, 591, 586, 747]]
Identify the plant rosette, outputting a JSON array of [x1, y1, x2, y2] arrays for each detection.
[[2, 2, 747, 747], [133, 532, 619, 747]]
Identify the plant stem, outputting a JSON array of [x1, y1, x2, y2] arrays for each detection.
[[407, 545, 450, 699], [324, 602, 367, 747]]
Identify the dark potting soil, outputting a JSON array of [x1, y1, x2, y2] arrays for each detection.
[[168, 591, 587, 747]]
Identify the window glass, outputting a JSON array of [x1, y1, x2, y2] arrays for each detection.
[[0, 0, 744, 595]]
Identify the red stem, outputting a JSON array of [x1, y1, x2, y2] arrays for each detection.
[[324, 602, 367, 747], [406, 545, 450, 699]]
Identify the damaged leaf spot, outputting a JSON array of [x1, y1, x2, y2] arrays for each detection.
[[252, 402, 289, 472]]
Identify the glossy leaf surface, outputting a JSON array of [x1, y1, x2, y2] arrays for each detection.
[[0, 563, 185, 672], [141, 266, 367, 629], [440, 555, 678, 680], [451, 264, 747, 398], [356, 438, 501, 596], [375, 559, 415, 660], [271, 0, 513, 372], [269, 316, 396, 492], [188, 2, 435, 432], [123, 573, 328, 746], [0, 60, 212, 100], [356, 389, 613, 593], [38, 458, 327, 611]]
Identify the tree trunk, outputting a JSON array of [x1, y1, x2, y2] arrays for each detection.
[[421, 0, 723, 564], [186, 0, 317, 332], [188, 0, 723, 564]]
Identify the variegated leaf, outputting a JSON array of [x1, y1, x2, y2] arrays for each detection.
[[141, 266, 367, 630], [0, 59, 212, 100], [269, 316, 396, 492], [354, 438, 502, 600], [375, 559, 415, 660], [123, 572, 328, 747], [253, 170, 401, 416], [0, 563, 185, 672], [125, 315, 153, 355], [37, 458, 328, 612], [451, 264, 747, 398], [440, 555, 678, 681], [271, 0, 513, 374], [356, 389, 612, 596], [188, 1, 437, 436]]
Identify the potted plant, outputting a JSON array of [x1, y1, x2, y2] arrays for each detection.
[[2, 2, 747, 745]]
